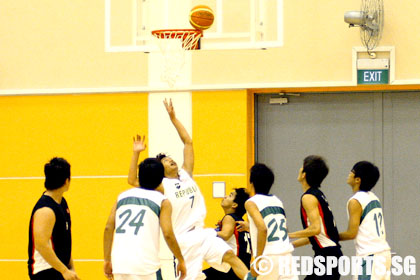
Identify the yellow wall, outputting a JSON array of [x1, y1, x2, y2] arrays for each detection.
[[0, 93, 148, 279], [0, 90, 254, 279], [192, 90, 253, 227]]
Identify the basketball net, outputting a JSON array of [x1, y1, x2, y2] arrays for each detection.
[[151, 29, 202, 87]]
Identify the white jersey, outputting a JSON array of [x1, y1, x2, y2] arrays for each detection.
[[348, 191, 391, 256], [248, 194, 294, 256], [111, 187, 165, 275], [162, 169, 206, 236]]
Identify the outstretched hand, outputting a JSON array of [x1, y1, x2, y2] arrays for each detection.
[[163, 98, 176, 120], [133, 134, 147, 153], [236, 221, 250, 232]]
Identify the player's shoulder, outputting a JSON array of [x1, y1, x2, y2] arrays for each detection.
[[352, 191, 380, 206], [118, 187, 165, 201], [178, 168, 193, 180], [301, 192, 320, 207]]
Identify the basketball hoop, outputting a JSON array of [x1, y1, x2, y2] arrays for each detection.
[[151, 29, 203, 87]]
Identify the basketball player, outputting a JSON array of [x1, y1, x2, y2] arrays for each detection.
[[203, 188, 252, 280], [339, 161, 391, 279], [288, 155, 342, 280], [128, 99, 254, 280], [104, 158, 186, 280], [246, 163, 298, 280], [28, 157, 80, 280]]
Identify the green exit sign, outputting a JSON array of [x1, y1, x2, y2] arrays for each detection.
[[358, 69, 389, 85]]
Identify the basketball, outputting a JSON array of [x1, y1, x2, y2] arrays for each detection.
[[189, 5, 214, 30]]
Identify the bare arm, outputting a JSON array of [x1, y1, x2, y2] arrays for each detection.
[[217, 215, 236, 241], [160, 199, 186, 280], [245, 201, 267, 258], [339, 199, 362, 241], [164, 98, 194, 176], [103, 203, 116, 279], [292, 237, 310, 248], [33, 208, 80, 280], [128, 134, 146, 187], [288, 194, 321, 239]]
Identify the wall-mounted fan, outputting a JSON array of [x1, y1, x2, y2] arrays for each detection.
[[344, 0, 384, 54]]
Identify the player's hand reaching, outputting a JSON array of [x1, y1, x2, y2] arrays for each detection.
[[236, 221, 250, 232], [163, 98, 176, 120], [177, 259, 187, 280], [133, 134, 147, 153]]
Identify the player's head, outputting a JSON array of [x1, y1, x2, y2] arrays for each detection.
[[44, 157, 71, 190], [349, 161, 380, 191], [221, 188, 249, 217], [156, 153, 178, 176], [300, 155, 329, 189], [249, 163, 275, 195], [138, 158, 164, 190]]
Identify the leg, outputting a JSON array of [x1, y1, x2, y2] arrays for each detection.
[[222, 250, 249, 279]]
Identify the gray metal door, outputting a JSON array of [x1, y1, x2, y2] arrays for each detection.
[[382, 92, 420, 277], [256, 92, 419, 279]]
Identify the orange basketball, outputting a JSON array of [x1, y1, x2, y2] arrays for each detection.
[[189, 5, 214, 30]]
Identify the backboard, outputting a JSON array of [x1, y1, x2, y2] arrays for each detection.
[[105, 0, 284, 52]]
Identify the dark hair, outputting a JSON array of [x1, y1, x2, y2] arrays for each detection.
[[138, 158, 164, 190], [156, 153, 167, 162], [302, 155, 329, 189], [249, 163, 275, 195], [44, 157, 71, 190], [352, 161, 380, 191], [233, 188, 250, 217]]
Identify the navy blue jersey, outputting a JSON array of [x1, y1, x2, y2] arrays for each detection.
[[204, 213, 252, 279], [224, 213, 251, 267], [28, 194, 72, 277], [300, 188, 340, 253]]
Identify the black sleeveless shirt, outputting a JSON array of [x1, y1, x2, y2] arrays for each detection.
[[217, 213, 251, 267], [28, 194, 72, 276], [300, 188, 340, 253]]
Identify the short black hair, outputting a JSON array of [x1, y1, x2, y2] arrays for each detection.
[[44, 157, 71, 190], [352, 161, 380, 192], [303, 155, 329, 189], [249, 163, 275, 195], [138, 158, 164, 190], [233, 188, 250, 217], [156, 153, 167, 162]]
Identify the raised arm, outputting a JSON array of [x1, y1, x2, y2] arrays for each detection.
[[163, 98, 194, 176], [128, 134, 146, 187], [288, 194, 321, 239], [33, 208, 80, 280], [160, 199, 187, 280], [339, 199, 362, 241]]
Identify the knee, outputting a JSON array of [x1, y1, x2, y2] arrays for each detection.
[[222, 250, 236, 263]]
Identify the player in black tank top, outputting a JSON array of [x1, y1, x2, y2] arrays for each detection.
[[28, 194, 72, 278], [203, 188, 251, 280], [27, 157, 79, 280], [289, 156, 342, 280], [300, 188, 340, 253]]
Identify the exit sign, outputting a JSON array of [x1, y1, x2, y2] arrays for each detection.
[[357, 69, 389, 85]]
